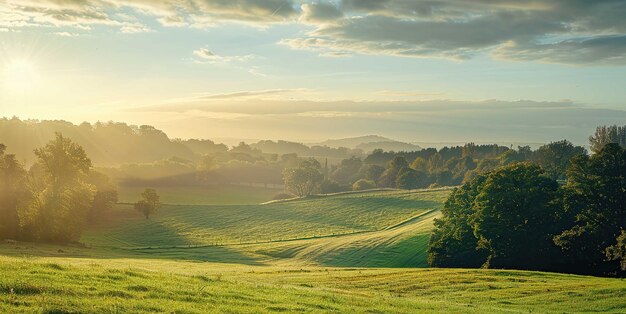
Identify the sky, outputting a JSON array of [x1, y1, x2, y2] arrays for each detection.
[[1, 0, 625, 145]]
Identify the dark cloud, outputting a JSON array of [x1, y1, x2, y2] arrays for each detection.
[[286, 0, 626, 65], [300, 3, 343, 24]]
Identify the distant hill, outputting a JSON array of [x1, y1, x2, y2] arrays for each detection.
[[0, 118, 226, 166], [317, 135, 393, 148], [356, 141, 422, 153]]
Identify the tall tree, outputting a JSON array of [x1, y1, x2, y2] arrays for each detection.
[[473, 163, 563, 270], [532, 140, 586, 180], [18, 133, 95, 242], [378, 156, 409, 188], [554, 143, 625, 276], [0, 144, 28, 240], [428, 175, 488, 268], [283, 158, 324, 197], [589, 125, 626, 153]]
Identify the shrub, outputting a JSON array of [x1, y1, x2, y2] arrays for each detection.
[[352, 179, 376, 191]]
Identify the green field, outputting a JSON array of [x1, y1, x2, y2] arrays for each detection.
[[1, 188, 625, 313]]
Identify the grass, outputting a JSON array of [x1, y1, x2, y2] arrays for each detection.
[[0, 254, 624, 313], [84, 189, 447, 250], [116, 185, 282, 205], [1, 188, 625, 313]]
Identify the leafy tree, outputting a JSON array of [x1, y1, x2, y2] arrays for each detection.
[[352, 179, 376, 191], [18, 133, 95, 242], [283, 158, 324, 197], [378, 156, 409, 188], [410, 156, 429, 172], [589, 125, 626, 153], [135, 188, 161, 219], [396, 168, 430, 189], [498, 150, 524, 165], [360, 164, 385, 183], [428, 175, 488, 268], [330, 156, 362, 185], [532, 140, 586, 180], [473, 163, 563, 270], [606, 230, 626, 272], [0, 144, 28, 240], [319, 179, 347, 194], [554, 143, 625, 276]]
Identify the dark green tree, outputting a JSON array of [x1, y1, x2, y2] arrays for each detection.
[[378, 156, 409, 188], [428, 175, 488, 268], [532, 140, 586, 180], [330, 156, 362, 185], [554, 143, 625, 276], [473, 163, 563, 270], [396, 168, 430, 189]]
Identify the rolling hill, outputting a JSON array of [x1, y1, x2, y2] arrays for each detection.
[[1, 188, 625, 313], [82, 189, 450, 267]]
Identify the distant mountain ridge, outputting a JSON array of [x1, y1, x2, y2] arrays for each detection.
[[315, 135, 421, 152]]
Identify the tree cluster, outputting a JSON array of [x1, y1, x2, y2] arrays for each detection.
[[428, 144, 625, 277]]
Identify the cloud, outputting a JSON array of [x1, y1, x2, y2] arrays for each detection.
[[193, 88, 312, 100], [192, 48, 254, 64], [3, 0, 626, 65], [2, 0, 298, 32], [54, 31, 78, 37], [284, 0, 626, 65], [300, 3, 343, 25]]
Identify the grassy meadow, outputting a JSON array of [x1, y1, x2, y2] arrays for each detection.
[[1, 188, 625, 313]]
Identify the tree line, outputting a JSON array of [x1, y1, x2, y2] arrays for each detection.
[[428, 128, 625, 277]]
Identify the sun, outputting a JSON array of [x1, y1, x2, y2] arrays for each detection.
[[2, 59, 40, 91]]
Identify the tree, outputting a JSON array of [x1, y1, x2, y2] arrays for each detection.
[[352, 179, 376, 191], [319, 179, 346, 194], [378, 156, 409, 188], [18, 133, 95, 242], [532, 140, 586, 180], [330, 156, 363, 185], [360, 164, 385, 183], [428, 175, 488, 268], [283, 158, 324, 197], [606, 230, 626, 272], [473, 163, 563, 270], [589, 125, 626, 153], [410, 156, 429, 173], [135, 188, 161, 219], [396, 168, 430, 189], [85, 171, 118, 221], [0, 144, 28, 240], [554, 143, 625, 276]]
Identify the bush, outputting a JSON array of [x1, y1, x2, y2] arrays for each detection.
[[352, 179, 376, 191], [319, 179, 348, 194], [272, 192, 296, 200]]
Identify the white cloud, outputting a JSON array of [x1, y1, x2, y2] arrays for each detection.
[[192, 48, 254, 64]]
